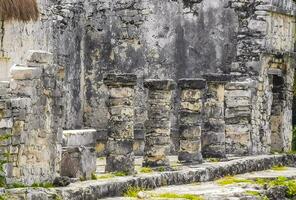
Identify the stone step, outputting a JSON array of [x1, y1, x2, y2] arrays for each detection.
[[2, 154, 296, 199]]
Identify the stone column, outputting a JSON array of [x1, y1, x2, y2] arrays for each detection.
[[143, 79, 176, 168], [4, 50, 64, 185], [178, 79, 206, 164], [202, 74, 230, 158], [104, 74, 137, 175]]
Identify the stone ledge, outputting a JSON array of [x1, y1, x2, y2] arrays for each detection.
[[1, 154, 296, 199], [103, 74, 137, 87], [144, 79, 177, 90], [178, 78, 206, 89]]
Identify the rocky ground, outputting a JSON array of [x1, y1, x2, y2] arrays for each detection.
[[104, 167, 296, 200], [1, 154, 296, 200]]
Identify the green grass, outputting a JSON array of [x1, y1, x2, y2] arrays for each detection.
[[96, 171, 129, 179], [271, 165, 288, 171], [244, 190, 261, 196], [6, 182, 27, 189], [124, 186, 143, 198], [140, 167, 153, 173], [31, 182, 54, 188], [157, 193, 204, 200], [91, 173, 97, 180], [113, 171, 129, 177], [216, 176, 253, 186]]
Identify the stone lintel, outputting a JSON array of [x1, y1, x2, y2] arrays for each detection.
[[203, 74, 234, 83], [178, 78, 206, 89], [144, 79, 176, 90], [268, 69, 283, 77], [103, 73, 137, 87]]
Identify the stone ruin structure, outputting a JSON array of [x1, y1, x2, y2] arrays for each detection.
[[0, 0, 295, 187]]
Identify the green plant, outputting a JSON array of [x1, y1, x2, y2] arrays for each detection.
[[139, 167, 153, 173], [271, 165, 288, 171], [124, 186, 143, 198], [244, 190, 261, 196], [6, 182, 27, 189], [157, 193, 204, 200], [31, 182, 54, 188], [113, 171, 128, 177], [91, 173, 97, 180], [216, 176, 253, 186], [158, 167, 165, 172], [96, 173, 115, 179]]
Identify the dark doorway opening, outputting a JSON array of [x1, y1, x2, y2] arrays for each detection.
[[270, 75, 285, 152]]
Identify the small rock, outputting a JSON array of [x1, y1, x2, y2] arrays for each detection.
[[137, 191, 150, 199], [53, 176, 71, 187]]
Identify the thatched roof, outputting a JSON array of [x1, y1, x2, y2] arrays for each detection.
[[0, 0, 39, 22]]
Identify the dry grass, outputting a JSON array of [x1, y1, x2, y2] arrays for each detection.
[[0, 0, 39, 22]]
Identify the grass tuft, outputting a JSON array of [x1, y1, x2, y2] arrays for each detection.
[[216, 176, 254, 186], [140, 167, 153, 174], [124, 186, 143, 198], [91, 173, 97, 180], [271, 165, 288, 171], [244, 190, 261, 196]]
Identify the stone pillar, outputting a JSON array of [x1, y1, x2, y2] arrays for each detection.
[[3, 50, 64, 185], [143, 79, 176, 168], [202, 74, 230, 158], [178, 79, 205, 164], [104, 74, 137, 175]]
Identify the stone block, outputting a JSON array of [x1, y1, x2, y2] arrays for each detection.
[[109, 87, 135, 98], [180, 126, 201, 139], [0, 118, 13, 129], [106, 153, 135, 174], [106, 139, 133, 155], [180, 101, 202, 112], [61, 147, 96, 179], [104, 73, 137, 87], [179, 111, 203, 126], [145, 136, 171, 146], [180, 89, 202, 102], [178, 78, 206, 89], [144, 79, 176, 90], [26, 50, 53, 64], [108, 121, 134, 139], [63, 129, 97, 147], [10, 65, 42, 80]]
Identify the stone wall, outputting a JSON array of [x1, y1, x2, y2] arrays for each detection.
[[0, 0, 295, 157], [0, 51, 64, 185]]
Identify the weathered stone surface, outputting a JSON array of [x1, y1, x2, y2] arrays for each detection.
[[63, 129, 97, 147], [143, 79, 175, 168], [104, 74, 137, 174], [61, 147, 96, 180], [1, 51, 64, 185], [178, 79, 204, 164]]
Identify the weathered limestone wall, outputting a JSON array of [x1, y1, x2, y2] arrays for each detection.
[[0, 0, 295, 157], [82, 0, 238, 131], [0, 51, 63, 185]]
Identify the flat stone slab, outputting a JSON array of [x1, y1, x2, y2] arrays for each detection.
[[104, 167, 296, 200], [237, 167, 296, 180]]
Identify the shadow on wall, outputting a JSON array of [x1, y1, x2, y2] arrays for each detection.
[[292, 73, 296, 150]]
